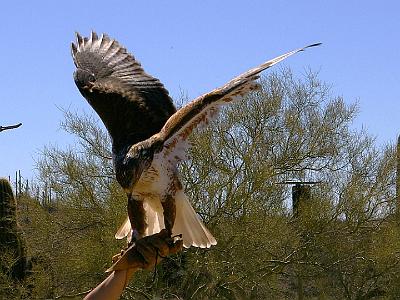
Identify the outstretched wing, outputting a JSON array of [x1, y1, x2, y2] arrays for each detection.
[[117, 43, 320, 247], [154, 43, 321, 157], [71, 31, 176, 152]]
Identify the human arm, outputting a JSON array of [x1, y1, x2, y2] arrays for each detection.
[[84, 230, 183, 300]]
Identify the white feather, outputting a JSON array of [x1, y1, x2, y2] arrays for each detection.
[[115, 189, 216, 248], [173, 190, 217, 248]]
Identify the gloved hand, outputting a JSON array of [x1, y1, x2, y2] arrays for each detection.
[[107, 229, 183, 274]]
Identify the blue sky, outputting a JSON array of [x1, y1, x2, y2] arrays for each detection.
[[0, 1, 399, 181]]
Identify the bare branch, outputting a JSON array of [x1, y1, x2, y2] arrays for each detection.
[[0, 122, 22, 132]]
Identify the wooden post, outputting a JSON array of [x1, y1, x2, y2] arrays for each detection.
[[292, 184, 311, 218], [291, 183, 311, 300]]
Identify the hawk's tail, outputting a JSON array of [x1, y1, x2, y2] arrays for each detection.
[[172, 190, 217, 248], [114, 190, 217, 248]]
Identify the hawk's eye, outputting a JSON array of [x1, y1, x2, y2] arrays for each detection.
[[87, 73, 95, 82]]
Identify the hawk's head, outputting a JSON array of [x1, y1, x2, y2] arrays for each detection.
[[115, 137, 163, 191]]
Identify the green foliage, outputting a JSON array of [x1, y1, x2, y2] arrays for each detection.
[[3, 69, 400, 299]]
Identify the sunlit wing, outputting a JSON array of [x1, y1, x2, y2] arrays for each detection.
[[157, 43, 322, 157]]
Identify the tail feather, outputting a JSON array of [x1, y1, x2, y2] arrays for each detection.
[[115, 216, 131, 240], [114, 190, 217, 248], [114, 202, 164, 241], [144, 201, 164, 236], [172, 190, 217, 248]]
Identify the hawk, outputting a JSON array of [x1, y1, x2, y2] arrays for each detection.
[[71, 31, 320, 248]]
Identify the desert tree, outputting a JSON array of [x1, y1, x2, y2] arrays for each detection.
[[14, 68, 400, 299]]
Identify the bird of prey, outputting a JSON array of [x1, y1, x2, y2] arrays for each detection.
[[71, 31, 320, 248]]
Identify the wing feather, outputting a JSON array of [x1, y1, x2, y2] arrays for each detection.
[[156, 43, 321, 159], [72, 31, 169, 91], [72, 31, 176, 152]]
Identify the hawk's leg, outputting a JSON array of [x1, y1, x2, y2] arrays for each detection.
[[127, 194, 147, 241], [161, 172, 181, 236], [162, 195, 176, 236]]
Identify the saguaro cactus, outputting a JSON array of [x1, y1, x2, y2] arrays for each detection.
[[0, 178, 29, 280], [397, 135, 400, 216]]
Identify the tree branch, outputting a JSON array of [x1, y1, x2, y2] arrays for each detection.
[[0, 122, 22, 132]]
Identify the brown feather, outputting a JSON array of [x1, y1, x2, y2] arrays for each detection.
[[71, 31, 176, 153], [156, 43, 321, 146]]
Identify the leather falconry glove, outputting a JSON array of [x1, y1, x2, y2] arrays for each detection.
[[107, 229, 183, 274]]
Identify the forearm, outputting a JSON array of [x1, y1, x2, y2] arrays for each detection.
[[83, 230, 182, 299], [84, 269, 134, 300]]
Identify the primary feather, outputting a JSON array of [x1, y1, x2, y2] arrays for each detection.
[[72, 31, 176, 153]]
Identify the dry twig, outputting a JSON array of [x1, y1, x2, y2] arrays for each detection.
[[0, 122, 22, 133]]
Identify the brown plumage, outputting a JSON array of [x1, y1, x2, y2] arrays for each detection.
[[72, 31, 320, 248], [71, 32, 176, 154]]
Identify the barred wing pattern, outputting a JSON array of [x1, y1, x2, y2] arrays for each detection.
[[158, 43, 321, 155], [115, 43, 321, 248], [71, 32, 176, 152]]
